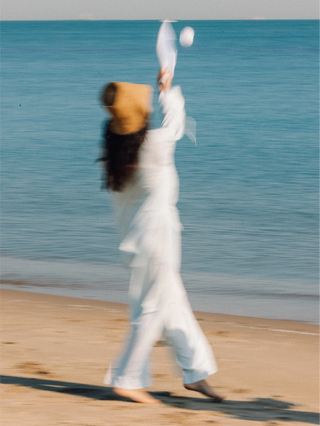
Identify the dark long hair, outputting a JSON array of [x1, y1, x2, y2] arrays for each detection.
[[100, 121, 148, 192]]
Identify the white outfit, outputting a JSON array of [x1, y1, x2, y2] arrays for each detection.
[[104, 86, 217, 389]]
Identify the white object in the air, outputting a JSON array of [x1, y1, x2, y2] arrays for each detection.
[[156, 21, 177, 77], [179, 26, 195, 47]]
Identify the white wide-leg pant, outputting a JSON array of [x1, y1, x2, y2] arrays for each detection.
[[104, 268, 217, 389]]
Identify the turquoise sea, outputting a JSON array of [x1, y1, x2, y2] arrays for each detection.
[[1, 20, 319, 323]]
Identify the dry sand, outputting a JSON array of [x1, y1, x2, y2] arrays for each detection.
[[0, 289, 319, 425]]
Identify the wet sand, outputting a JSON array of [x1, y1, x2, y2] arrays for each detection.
[[1, 289, 319, 425]]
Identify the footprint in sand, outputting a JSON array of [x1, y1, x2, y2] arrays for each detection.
[[15, 361, 51, 376], [232, 388, 251, 394]]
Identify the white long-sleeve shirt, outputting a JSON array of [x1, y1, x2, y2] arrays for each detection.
[[112, 86, 185, 267]]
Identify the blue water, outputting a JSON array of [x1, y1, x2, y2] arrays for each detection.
[[1, 20, 319, 323]]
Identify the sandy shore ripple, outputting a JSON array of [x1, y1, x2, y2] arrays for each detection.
[[1, 289, 319, 425]]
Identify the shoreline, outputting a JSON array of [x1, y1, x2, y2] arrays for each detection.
[[1, 287, 319, 332], [0, 279, 320, 329], [1, 256, 318, 324], [1, 288, 319, 425]]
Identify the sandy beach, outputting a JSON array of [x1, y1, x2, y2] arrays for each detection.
[[0, 288, 318, 425]]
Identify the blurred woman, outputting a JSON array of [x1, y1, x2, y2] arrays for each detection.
[[100, 70, 222, 404]]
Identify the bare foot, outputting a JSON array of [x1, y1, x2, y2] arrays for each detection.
[[113, 387, 161, 404], [184, 379, 224, 402]]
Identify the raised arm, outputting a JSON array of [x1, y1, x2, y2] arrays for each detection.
[[155, 70, 186, 143]]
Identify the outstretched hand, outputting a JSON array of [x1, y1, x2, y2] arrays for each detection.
[[158, 69, 172, 92]]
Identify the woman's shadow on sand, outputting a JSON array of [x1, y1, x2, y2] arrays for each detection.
[[1, 375, 318, 424]]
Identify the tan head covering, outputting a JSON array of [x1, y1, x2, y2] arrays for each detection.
[[102, 82, 153, 135]]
